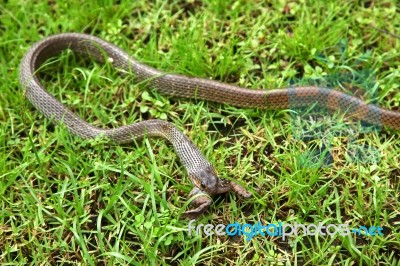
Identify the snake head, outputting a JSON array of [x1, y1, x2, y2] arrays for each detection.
[[189, 165, 232, 195]]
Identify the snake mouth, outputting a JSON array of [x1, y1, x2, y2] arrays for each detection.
[[189, 166, 232, 195]]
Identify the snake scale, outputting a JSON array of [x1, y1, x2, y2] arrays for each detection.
[[19, 33, 400, 218]]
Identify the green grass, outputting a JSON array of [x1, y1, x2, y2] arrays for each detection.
[[1, 0, 399, 265]]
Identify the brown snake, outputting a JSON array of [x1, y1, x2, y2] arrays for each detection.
[[19, 33, 400, 218]]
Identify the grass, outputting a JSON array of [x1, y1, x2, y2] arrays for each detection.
[[1, 0, 399, 265]]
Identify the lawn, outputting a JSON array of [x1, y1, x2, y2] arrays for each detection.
[[1, 0, 399, 265]]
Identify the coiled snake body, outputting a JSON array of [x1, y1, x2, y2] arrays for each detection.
[[19, 33, 400, 218]]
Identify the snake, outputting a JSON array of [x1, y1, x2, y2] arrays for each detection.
[[19, 33, 400, 218]]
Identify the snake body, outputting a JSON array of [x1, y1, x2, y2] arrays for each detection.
[[19, 33, 400, 217]]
